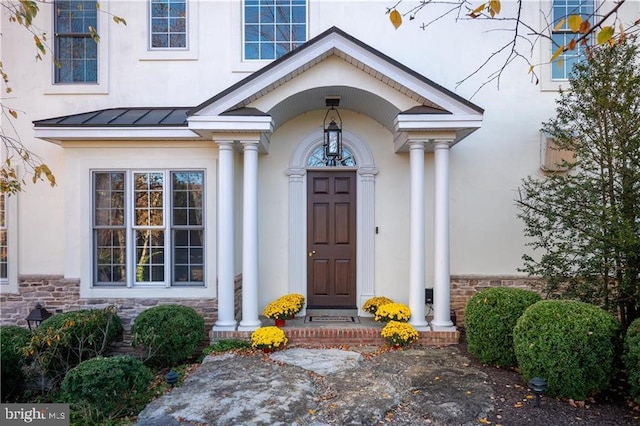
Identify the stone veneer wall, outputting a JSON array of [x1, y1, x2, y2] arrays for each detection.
[[0, 275, 243, 341], [449, 275, 544, 326], [1, 274, 543, 334]]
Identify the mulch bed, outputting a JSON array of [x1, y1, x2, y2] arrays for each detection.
[[456, 333, 640, 425]]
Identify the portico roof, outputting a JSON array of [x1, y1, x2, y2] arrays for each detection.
[[34, 27, 483, 150]]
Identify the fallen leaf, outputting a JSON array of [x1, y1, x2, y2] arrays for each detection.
[[466, 390, 472, 395], [514, 402, 524, 408]]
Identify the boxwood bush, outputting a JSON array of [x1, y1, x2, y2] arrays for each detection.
[[464, 287, 541, 367], [624, 318, 640, 401], [0, 326, 31, 401], [61, 355, 153, 419], [513, 300, 620, 400], [131, 305, 205, 367]]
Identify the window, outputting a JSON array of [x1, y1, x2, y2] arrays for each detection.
[[307, 146, 356, 167], [0, 194, 7, 283], [93, 170, 204, 287], [54, 0, 98, 83], [551, 0, 594, 80], [244, 0, 307, 61], [150, 0, 187, 49]]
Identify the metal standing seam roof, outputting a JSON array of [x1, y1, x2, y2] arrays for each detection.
[[33, 107, 191, 127]]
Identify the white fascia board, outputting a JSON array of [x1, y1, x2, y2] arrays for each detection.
[[332, 38, 482, 116], [394, 114, 483, 132], [187, 115, 273, 133], [194, 41, 337, 116], [34, 127, 200, 144]]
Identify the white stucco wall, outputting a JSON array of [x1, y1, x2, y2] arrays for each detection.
[[3, 0, 638, 307]]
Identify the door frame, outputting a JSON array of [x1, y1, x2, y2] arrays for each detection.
[[287, 129, 377, 315]]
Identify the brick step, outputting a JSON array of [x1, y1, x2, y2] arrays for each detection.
[[211, 327, 459, 347]]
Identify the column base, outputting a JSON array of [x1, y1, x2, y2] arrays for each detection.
[[409, 319, 431, 331], [430, 322, 456, 332], [237, 320, 261, 331], [212, 321, 237, 332]]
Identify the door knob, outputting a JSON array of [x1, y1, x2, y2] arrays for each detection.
[[308, 250, 316, 257]]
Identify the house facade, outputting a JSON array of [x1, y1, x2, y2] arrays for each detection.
[[2, 0, 635, 332]]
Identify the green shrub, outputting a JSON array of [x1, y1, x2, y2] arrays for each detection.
[[202, 339, 251, 356], [624, 318, 640, 401], [465, 287, 541, 367], [25, 306, 123, 385], [131, 305, 205, 367], [0, 326, 31, 401], [61, 355, 153, 419], [513, 300, 620, 400]]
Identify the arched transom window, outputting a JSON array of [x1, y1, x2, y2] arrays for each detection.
[[307, 145, 356, 167]]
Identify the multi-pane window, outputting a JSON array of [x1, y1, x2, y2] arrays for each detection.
[[0, 194, 7, 283], [150, 0, 187, 49], [244, 0, 307, 60], [93, 170, 204, 287], [307, 146, 356, 167], [54, 0, 98, 83], [551, 0, 594, 80]]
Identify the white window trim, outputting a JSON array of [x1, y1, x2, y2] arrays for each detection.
[[44, 0, 109, 95], [140, 0, 199, 61], [92, 168, 206, 290], [233, 0, 309, 73], [539, 0, 597, 92], [0, 193, 18, 293]]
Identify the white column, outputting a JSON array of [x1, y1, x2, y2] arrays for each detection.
[[238, 141, 261, 330], [408, 141, 429, 330], [431, 141, 454, 330], [213, 141, 237, 331]]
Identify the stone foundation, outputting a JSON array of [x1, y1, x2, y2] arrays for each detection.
[[450, 275, 544, 326], [0, 275, 244, 340], [1, 274, 543, 335]]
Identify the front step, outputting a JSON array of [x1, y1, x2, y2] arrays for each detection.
[[211, 325, 459, 347]]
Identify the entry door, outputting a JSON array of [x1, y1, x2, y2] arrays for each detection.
[[307, 171, 357, 308]]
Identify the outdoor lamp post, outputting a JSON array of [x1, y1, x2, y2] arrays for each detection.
[[25, 302, 52, 330], [323, 97, 342, 166], [529, 377, 547, 407]]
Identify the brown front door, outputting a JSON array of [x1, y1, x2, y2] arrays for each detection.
[[307, 171, 357, 308]]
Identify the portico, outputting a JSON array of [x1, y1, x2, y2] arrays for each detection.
[[187, 27, 483, 332]]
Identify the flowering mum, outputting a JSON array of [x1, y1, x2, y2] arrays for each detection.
[[381, 321, 419, 347], [375, 302, 411, 322], [362, 296, 393, 315], [250, 326, 288, 350], [263, 299, 297, 320]]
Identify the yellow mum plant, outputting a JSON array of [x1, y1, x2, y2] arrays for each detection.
[[263, 299, 296, 320], [375, 302, 411, 322], [279, 293, 306, 315], [381, 321, 419, 347], [250, 326, 288, 351], [362, 296, 393, 315]]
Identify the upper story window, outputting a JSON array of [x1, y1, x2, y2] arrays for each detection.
[[54, 0, 98, 83], [150, 0, 187, 49], [551, 0, 594, 80], [0, 194, 7, 283], [93, 170, 205, 287], [243, 0, 307, 61]]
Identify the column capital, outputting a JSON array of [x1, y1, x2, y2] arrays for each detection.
[[286, 168, 306, 177], [215, 140, 235, 149], [432, 139, 455, 149], [357, 166, 378, 176]]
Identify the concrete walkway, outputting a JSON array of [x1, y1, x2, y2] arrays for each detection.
[[136, 346, 493, 425]]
